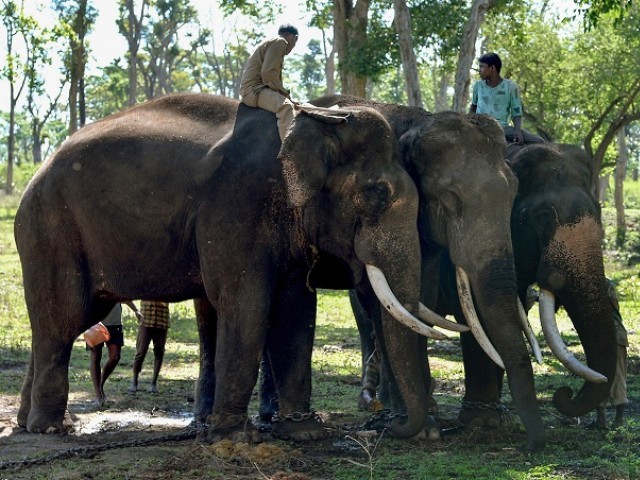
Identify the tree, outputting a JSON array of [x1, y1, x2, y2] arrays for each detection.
[[53, 0, 97, 134], [615, 128, 628, 246], [392, 0, 421, 107], [1, 0, 38, 193], [137, 0, 199, 99], [452, 0, 497, 112], [117, 0, 149, 106]]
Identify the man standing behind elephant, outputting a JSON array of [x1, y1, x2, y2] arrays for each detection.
[[470, 52, 544, 145], [129, 301, 171, 394], [591, 280, 628, 429], [240, 24, 299, 141]]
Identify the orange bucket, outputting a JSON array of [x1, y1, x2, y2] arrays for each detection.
[[83, 322, 110, 347]]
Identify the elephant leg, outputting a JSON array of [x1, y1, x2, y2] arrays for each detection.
[[459, 331, 507, 429], [20, 247, 88, 433], [193, 297, 218, 424], [206, 300, 266, 443], [258, 351, 279, 422], [27, 334, 75, 433], [349, 289, 381, 411], [18, 354, 34, 428], [267, 280, 325, 441]]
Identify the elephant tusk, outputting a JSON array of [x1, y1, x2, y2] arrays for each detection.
[[517, 298, 543, 364], [366, 265, 447, 340], [538, 289, 608, 384], [419, 303, 470, 333], [455, 267, 505, 369]]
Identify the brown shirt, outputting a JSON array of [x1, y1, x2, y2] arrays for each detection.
[[139, 301, 170, 330], [240, 36, 290, 98]]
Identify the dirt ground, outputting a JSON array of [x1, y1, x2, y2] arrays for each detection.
[[0, 387, 398, 480]]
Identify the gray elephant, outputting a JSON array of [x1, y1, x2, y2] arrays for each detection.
[[14, 93, 430, 442], [260, 95, 546, 450], [412, 143, 616, 428]]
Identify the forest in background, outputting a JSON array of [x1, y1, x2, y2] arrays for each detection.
[[1, 0, 639, 239]]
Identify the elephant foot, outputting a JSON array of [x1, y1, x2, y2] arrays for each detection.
[[205, 413, 262, 444], [458, 400, 509, 429], [271, 411, 327, 441], [26, 408, 75, 434], [17, 403, 29, 429], [358, 388, 384, 412]]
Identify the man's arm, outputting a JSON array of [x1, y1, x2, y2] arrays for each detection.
[[261, 39, 289, 95], [512, 116, 524, 144], [123, 301, 143, 320]]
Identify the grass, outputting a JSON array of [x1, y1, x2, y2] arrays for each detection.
[[0, 166, 638, 479]]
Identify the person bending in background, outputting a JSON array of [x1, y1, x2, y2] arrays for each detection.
[[87, 301, 141, 407], [591, 279, 628, 429]]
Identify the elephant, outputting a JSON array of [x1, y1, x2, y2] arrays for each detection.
[[259, 95, 547, 451], [386, 142, 616, 433], [14, 93, 432, 442], [507, 143, 615, 415]]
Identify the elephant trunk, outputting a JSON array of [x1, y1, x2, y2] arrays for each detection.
[[540, 219, 617, 417], [470, 259, 545, 451]]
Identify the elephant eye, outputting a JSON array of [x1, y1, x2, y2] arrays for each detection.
[[440, 190, 462, 216], [356, 181, 393, 216]]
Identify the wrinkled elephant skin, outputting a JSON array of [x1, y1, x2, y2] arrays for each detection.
[[14, 94, 424, 441]]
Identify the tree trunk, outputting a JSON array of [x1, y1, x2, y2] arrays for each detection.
[[323, 29, 336, 95], [6, 84, 16, 194], [435, 70, 450, 112], [334, 0, 370, 97], [392, 0, 422, 107], [598, 173, 609, 204], [452, 0, 496, 113], [123, 0, 146, 106], [615, 128, 628, 247]]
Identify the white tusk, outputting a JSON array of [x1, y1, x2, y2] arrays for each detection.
[[455, 267, 505, 369], [366, 265, 447, 340], [539, 289, 607, 384], [419, 303, 470, 332], [517, 298, 543, 364]]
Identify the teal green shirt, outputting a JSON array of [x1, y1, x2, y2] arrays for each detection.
[[471, 78, 522, 127]]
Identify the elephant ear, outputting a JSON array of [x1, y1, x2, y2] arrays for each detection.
[[279, 109, 351, 207], [398, 126, 425, 175]]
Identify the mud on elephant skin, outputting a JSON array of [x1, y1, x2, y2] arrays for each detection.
[[14, 93, 427, 443], [261, 95, 546, 450]]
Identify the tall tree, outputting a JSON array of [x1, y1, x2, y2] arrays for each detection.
[[452, 0, 496, 112], [25, 23, 68, 164], [137, 0, 199, 99], [392, 0, 421, 107], [1, 0, 37, 193], [54, 0, 97, 134], [614, 128, 628, 246], [333, 0, 370, 96], [117, 0, 148, 106]]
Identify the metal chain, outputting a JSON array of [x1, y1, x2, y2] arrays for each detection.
[[271, 411, 321, 423], [0, 425, 205, 473]]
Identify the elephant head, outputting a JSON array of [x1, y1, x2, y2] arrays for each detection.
[[509, 143, 616, 417], [276, 105, 436, 438]]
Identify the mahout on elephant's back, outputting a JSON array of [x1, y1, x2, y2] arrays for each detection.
[[15, 93, 431, 443]]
